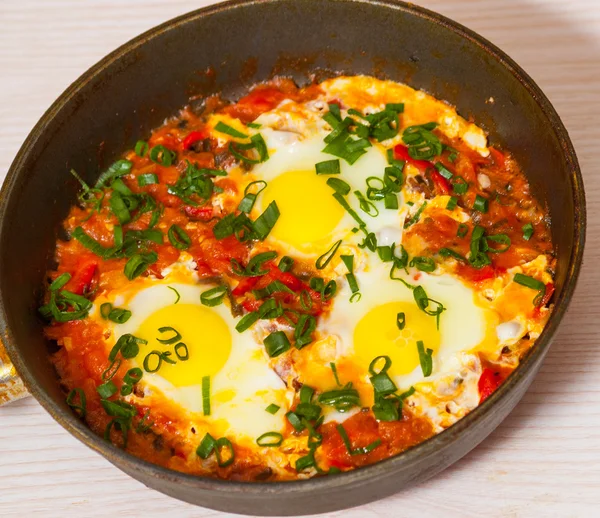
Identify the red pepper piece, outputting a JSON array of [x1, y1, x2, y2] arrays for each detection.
[[394, 144, 432, 172], [67, 261, 97, 295], [430, 169, 451, 195], [478, 368, 503, 403], [231, 277, 260, 297], [267, 265, 303, 291], [184, 205, 213, 220], [182, 130, 207, 150], [242, 299, 261, 313], [489, 147, 506, 168]]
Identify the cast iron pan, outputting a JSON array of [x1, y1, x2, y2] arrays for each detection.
[[0, 0, 585, 514]]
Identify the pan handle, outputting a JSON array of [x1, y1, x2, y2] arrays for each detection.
[[0, 337, 28, 405]]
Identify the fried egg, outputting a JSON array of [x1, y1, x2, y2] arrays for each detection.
[[90, 263, 290, 445]]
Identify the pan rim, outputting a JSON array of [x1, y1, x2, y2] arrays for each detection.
[[0, 0, 586, 499]]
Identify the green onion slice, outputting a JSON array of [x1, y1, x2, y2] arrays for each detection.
[[265, 404, 280, 415], [200, 285, 228, 307], [337, 424, 382, 455], [66, 388, 87, 418], [256, 432, 284, 447], [397, 312, 406, 330], [202, 376, 211, 416], [523, 223, 534, 241], [168, 224, 192, 250], [167, 286, 180, 304], [514, 273, 546, 305], [174, 342, 189, 361], [316, 239, 342, 270], [149, 145, 176, 166], [315, 159, 341, 175], [238, 180, 267, 213], [137, 173, 158, 186], [196, 433, 216, 459], [214, 121, 248, 139], [417, 340, 433, 376], [264, 331, 291, 358], [157, 326, 182, 345]]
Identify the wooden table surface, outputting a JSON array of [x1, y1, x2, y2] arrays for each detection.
[[1, 1, 598, 516]]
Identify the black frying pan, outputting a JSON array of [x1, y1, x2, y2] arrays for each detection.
[[0, 0, 585, 515]]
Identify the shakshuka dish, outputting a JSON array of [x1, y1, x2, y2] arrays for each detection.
[[40, 76, 554, 480]]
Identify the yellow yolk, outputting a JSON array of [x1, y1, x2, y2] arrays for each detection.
[[354, 302, 441, 376], [134, 304, 232, 386], [261, 170, 345, 249]]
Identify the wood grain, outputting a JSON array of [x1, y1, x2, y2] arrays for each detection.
[[0, 0, 598, 516]]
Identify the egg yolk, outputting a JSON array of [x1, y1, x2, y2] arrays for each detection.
[[260, 170, 345, 250], [354, 302, 441, 376], [134, 304, 231, 387]]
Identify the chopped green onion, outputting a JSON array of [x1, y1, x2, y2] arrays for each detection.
[[337, 424, 382, 455], [235, 311, 260, 333], [523, 222, 534, 241], [174, 342, 189, 361], [137, 173, 158, 186], [214, 121, 248, 139], [330, 362, 342, 386], [435, 162, 453, 179], [123, 367, 143, 386], [439, 247, 467, 263], [514, 273, 546, 305], [413, 285, 445, 329], [124, 252, 157, 280], [384, 193, 399, 210], [238, 180, 267, 213], [135, 140, 149, 157], [369, 355, 391, 375], [247, 122, 262, 129], [143, 350, 172, 373], [200, 285, 228, 307], [487, 233, 511, 253], [232, 250, 277, 277], [318, 385, 360, 412], [66, 388, 87, 418], [410, 256, 436, 273], [101, 359, 121, 381], [149, 145, 176, 167], [109, 333, 147, 361], [167, 286, 180, 304], [95, 159, 133, 189], [474, 194, 489, 213], [326, 177, 351, 195], [286, 411, 305, 432], [397, 312, 406, 330], [315, 159, 341, 175], [278, 256, 294, 272], [451, 176, 469, 195], [332, 192, 366, 228], [404, 201, 427, 229], [202, 376, 211, 416], [402, 123, 442, 160], [265, 404, 280, 415], [157, 326, 182, 345], [253, 201, 280, 240], [457, 223, 469, 238], [417, 340, 433, 376], [354, 190, 379, 217], [294, 314, 316, 349], [264, 331, 291, 357], [316, 239, 342, 270], [97, 380, 117, 399], [446, 196, 458, 210], [256, 432, 284, 447], [168, 224, 191, 250], [50, 273, 71, 292], [196, 433, 217, 459]]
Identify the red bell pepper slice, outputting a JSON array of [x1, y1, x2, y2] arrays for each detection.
[[182, 130, 207, 150], [231, 277, 260, 297], [394, 144, 432, 172], [184, 205, 213, 220], [478, 368, 503, 403], [67, 261, 97, 295], [430, 170, 451, 195]]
